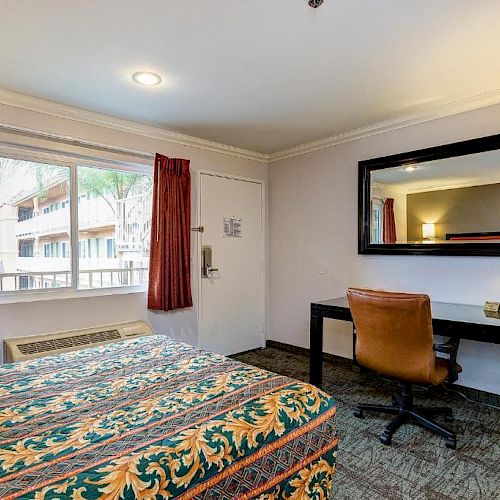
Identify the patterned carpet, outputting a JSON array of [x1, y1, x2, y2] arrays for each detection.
[[233, 347, 500, 500]]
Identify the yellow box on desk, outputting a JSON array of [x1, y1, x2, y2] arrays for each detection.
[[484, 301, 500, 313]]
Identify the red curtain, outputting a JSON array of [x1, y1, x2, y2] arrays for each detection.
[[148, 153, 193, 311], [383, 198, 397, 244]]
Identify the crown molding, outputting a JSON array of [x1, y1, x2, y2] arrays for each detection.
[[1, 88, 500, 165], [269, 89, 500, 162], [0, 89, 269, 163]]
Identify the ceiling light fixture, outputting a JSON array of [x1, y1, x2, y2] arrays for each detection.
[[132, 71, 162, 86], [403, 165, 418, 172], [308, 0, 324, 7]]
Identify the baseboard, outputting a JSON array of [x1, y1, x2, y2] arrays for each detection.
[[450, 384, 500, 407], [265, 339, 500, 407], [265, 339, 352, 368]]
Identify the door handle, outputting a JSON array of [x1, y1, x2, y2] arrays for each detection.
[[206, 265, 220, 278]]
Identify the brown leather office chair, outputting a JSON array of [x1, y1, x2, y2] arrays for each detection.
[[347, 288, 461, 449]]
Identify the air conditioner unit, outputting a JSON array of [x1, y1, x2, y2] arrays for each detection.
[[3, 321, 153, 363]]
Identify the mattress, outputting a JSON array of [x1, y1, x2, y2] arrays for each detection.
[[0, 335, 338, 499]]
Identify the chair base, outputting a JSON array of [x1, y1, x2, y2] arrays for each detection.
[[354, 382, 457, 449]]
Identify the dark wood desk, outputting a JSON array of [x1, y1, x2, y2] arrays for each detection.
[[310, 297, 500, 387]]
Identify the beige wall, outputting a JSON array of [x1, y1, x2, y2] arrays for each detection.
[[269, 103, 500, 394], [0, 102, 268, 358], [407, 183, 500, 241]]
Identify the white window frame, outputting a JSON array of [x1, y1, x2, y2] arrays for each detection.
[[0, 145, 152, 304], [371, 197, 384, 244]]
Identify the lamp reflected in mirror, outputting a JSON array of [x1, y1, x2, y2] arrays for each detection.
[[422, 223, 436, 241]]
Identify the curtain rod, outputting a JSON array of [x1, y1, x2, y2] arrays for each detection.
[[0, 122, 155, 161]]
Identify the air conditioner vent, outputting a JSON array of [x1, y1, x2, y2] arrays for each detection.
[[3, 321, 153, 363], [17, 330, 121, 356]]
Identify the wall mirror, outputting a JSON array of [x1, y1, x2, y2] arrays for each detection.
[[359, 134, 500, 256]]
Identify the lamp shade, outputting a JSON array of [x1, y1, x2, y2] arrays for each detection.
[[422, 223, 436, 239]]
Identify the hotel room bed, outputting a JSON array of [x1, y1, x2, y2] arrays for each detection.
[[0, 335, 338, 499]]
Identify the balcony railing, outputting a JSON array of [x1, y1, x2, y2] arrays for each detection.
[[116, 191, 152, 253], [15, 198, 116, 238], [0, 267, 148, 292], [15, 208, 69, 238]]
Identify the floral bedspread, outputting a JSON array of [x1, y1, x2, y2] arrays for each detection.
[[0, 335, 338, 499]]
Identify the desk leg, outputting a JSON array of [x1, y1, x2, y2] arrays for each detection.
[[352, 325, 361, 373], [310, 312, 324, 388]]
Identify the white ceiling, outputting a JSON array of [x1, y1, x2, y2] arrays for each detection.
[[372, 149, 500, 193], [1, 0, 500, 154]]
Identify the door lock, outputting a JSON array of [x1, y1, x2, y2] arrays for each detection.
[[201, 245, 219, 278]]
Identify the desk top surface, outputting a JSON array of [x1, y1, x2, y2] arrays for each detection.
[[314, 296, 500, 327]]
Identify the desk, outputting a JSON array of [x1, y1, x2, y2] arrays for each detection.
[[310, 296, 500, 387]]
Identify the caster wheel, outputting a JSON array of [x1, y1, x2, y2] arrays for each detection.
[[354, 408, 364, 419], [379, 432, 391, 446], [445, 437, 456, 450], [444, 414, 454, 423]]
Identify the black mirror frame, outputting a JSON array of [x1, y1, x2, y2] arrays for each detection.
[[358, 133, 500, 256]]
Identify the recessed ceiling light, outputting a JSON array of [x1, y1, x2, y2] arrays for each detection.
[[403, 165, 418, 172], [132, 71, 162, 86]]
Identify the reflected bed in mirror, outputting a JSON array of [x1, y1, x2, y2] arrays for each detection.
[[359, 134, 500, 256]]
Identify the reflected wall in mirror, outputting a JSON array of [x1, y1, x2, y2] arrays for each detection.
[[359, 134, 500, 256]]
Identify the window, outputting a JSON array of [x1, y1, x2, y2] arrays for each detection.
[[18, 207, 33, 221], [106, 238, 115, 258], [371, 198, 384, 244], [0, 157, 71, 292], [77, 166, 152, 289], [19, 276, 29, 290], [62, 241, 70, 259], [19, 240, 34, 257], [79, 240, 87, 258], [0, 155, 152, 296]]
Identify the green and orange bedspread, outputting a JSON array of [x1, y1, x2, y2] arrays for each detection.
[[0, 335, 337, 499]]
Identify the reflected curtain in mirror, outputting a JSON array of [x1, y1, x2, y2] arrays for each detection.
[[148, 153, 193, 311], [383, 198, 397, 244]]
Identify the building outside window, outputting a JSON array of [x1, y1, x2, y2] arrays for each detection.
[[0, 156, 152, 294]]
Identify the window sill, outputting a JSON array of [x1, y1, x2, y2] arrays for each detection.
[[0, 286, 147, 305]]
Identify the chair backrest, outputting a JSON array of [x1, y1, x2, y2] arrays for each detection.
[[347, 288, 436, 384]]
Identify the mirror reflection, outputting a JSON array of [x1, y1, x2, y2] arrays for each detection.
[[370, 149, 500, 244]]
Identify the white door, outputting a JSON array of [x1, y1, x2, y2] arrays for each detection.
[[199, 173, 265, 355]]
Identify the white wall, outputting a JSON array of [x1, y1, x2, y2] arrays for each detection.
[[269, 103, 500, 394], [0, 102, 268, 358]]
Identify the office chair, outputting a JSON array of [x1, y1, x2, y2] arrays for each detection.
[[347, 288, 461, 449]]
